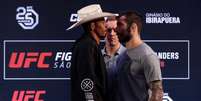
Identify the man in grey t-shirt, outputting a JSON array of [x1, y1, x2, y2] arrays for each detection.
[[115, 11, 163, 101]]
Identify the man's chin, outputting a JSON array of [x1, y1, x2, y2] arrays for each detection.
[[99, 35, 106, 39], [109, 43, 115, 47], [118, 34, 132, 43]]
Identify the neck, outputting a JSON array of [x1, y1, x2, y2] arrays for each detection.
[[90, 31, 100, 45], [105, 42, 120, 56], [126, 33, 143, 49]]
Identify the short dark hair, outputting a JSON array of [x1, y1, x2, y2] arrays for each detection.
[[82, 18, 105, 33], [82, 21, 91, 33], [119, 11, 143, 33]]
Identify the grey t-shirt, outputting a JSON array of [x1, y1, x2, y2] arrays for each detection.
[[116, 43, 162, 101]]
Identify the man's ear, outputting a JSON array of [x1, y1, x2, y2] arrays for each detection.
[[90, 22, 95, 31], [130, 23, 137, 33]]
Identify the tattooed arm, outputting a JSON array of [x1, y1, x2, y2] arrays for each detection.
[[149, 80, 164, 101]]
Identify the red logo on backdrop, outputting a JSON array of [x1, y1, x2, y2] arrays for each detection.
[[12, 90, 46, 101], [9, 52, 52, 68], [4, 40, 73, 80]]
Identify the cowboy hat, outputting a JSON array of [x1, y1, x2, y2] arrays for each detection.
[[67, 4, 118, 30]]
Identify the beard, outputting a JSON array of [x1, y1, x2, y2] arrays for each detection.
[[95, 30, 107, 39], [109, 42, 115, 47], [117, 31, 132, 43], [98, 34, 106, 39]]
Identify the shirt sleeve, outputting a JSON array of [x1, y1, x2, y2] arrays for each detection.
[[75, 44, 105, 101], [143, 54, 162, 84]]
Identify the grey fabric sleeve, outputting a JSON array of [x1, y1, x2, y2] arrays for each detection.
[[143, 54, 162, 84]]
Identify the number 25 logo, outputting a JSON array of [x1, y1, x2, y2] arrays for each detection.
[[16, 6, 39, 30]]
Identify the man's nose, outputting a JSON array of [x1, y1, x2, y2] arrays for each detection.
[[110, 30, 116, 35]]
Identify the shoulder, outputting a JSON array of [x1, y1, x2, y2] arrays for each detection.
[[118, 44, 126, 54], [143, 53, 159, 64], [140, 43, 159, 62], [75, 35, 97, 49], [127, 43, 157, 62], [138, 43, 155, 56]]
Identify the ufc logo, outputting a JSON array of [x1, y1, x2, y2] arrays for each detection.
[[12, 90, 46, 101], [9, 52, 52, 68]]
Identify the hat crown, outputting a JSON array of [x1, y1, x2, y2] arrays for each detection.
[[77, 4, 103, 21], [67, 4, 117, 30]]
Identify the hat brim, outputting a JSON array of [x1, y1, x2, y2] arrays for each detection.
[[66, 12, 118, 30]]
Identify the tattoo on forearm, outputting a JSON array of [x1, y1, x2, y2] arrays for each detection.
[[149, 80, 164, 101]]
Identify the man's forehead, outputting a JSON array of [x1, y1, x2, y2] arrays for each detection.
[[106, 16, 116, 21], [119, 15, 126, 20]]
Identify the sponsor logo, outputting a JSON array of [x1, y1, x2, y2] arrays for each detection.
[[4, 40, 74, 80], [54, 52, 72, 69], [156, 52, 179, 60], [81, 78, 94, 92], [12, 90, 46, 101], [70, 13, 79, 22], [9, 52, 52, 69], [155, 52, 179, 68], [16, 6, 39, 30], [81, 78, 94, 101], [146, 13, 180, 24], [8, 52, 72, 69]]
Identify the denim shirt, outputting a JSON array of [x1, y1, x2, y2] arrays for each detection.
[[102, 44, 126, 70], [101, 44, 126, 100]]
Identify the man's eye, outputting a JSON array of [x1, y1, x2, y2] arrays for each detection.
[[107, 29, 112, 33]]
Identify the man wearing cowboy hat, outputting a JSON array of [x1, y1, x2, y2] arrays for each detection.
[[67, 4, 117, 101]]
